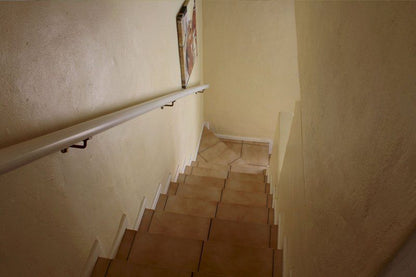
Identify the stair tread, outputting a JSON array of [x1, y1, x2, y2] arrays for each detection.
[[91, 258, 111, 277], [216, 202, 270, 224], [191, 161, 230, 172], [228, 172, 265, 182], [185, 165, 229, 179], [164, 194, 218, 218], [174, 183, 222, 202], [128, 232, 203, 272], [209, 218, 271, 248], [116, 229, 136, 259], [148, 210, 211, 240], [107, 259, 192, 277], [221, 189, 269, 207], [225, 179, 268, 193], [200, 240, 274, 277], [178, 174, 225, 188]]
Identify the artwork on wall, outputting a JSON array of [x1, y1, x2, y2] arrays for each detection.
[[177, 0, 198, 88]]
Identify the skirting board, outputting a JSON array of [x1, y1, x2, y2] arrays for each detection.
[[151, 184, 162, 210], [109, 214, 128, 259], [214, 133, 273, 154], [133, 197, 147, 230], [82, 239, 104, 277]]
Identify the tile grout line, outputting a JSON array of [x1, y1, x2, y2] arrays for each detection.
[[197, 241, 205, 272]]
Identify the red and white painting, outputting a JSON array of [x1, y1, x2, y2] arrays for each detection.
[[177, 0, 198, 88]]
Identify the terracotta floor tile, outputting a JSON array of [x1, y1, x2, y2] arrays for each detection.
[[192, 161, 230, 171], [148, 210, 211, 240], [230, 164, 267, 174], [183, 174, 225, 189], [107, 259, 192, 277], [215, 202, 269, 224], [116, 229, 136, 259], [241, 143, 269, 166], [221, 190, 268, 207], [199, 142, 239, 164], [199, 241, 273, 277], [209, 219, 270, 248], [268, 208, 275, 225], [228, 172, 265, 183], [190, 166, 228, 179], [164, 195, 218, 218], [138, 209, 154, 232], [225, 179, 266, 193], [274, 249, 283, 277], [193, 273, 229, 277], [199, 127, 222, 152], [129, 232, 203, 272], [223, 141, 243, 156], [270, 225, 278, 249], [91, 258, 111, 277], [176, 184, 222, 202], [155, 194, 168, 211], [168, 182, 179, 195]]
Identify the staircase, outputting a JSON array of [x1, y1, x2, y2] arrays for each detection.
[[91, 128, 282, 277]]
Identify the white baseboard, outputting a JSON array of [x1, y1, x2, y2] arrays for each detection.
[[214, 133, 273, 154], [82, 239, 104, 277], [133, 197, 147, 230], [109, 214, 128, 259], [163, 173, 172, 194], [151, 184, 162, 210]]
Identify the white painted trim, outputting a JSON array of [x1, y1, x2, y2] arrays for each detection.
[[173, 164, 180, 182], [109, 214, 128, 259], [214, 133, 273, 154], [193, 122, 206, 161], [82, 239, 104, 277], [204, 121, 210, 129], [163, 173, 172, 194], [151, 183, 162, 210], [133, 197, 147, 230]]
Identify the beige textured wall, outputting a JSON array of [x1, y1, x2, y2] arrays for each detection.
[[203, 0, 300, 139], [0, 1, 204, 276], [276, 1, 416, 276]]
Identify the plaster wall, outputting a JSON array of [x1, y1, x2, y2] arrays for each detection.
[[276, 1, 416, 276], [202, 0, 300, 139], [0, 1, 204, 276]]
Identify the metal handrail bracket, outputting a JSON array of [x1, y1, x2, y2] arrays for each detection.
[[0, 84, 209, 175]]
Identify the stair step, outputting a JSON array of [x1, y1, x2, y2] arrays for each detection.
[[91, 258, 111, 277], [225, 179, 268, 193], [173, 183, 223, 202], [116, 229, 136, 259], [274, 249, 283, 277], [185, 165, 229, 179], [216, 202, 270, 224], [193, 273, 229, 277], [228, 172, 265, 183], [160, 194, 218, 218], [191, 161, 230, 172], [209, 219, 271, 248], [148, 210, 211, 240], [221, 189, 270, 207], [128, 232, 203, 272], [230, 164, 266, 175], [199, 241, 274, 277], [106, 259, 192, 277], [178, 174, 225, 189]]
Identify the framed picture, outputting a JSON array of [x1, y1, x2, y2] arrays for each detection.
[[177, 0, 198, 88]]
